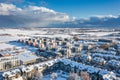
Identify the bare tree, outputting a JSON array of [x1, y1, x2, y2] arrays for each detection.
[[67, 72, 82, 80], [80, 72, 91, 80], [31, 70, 43, 80], [51, 72, 57, 80]]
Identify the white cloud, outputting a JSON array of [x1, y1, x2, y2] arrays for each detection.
[[91, 15, 118, 19], [51, 14, 120, 28], [0, 3, 19, 15], [0, 3, 70, 27]]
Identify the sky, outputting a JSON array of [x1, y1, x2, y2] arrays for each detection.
[[37, 0, 120, 18], [1, 0, 120, 18], [0, 0, 120, 28]]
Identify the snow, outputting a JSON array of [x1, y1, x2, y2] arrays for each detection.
[[43, 75, 66, 80], [94, 49, 116, 55], [0, 29, 46, 43], [93, 57, 105, 63], [8, 41, 38, 52], [0, 36, 20, 43], [84, 32, 119, 37], [107, 60, 120, 67], [0, 29, 71, 43], [2, 69, 20, 77], [0, 43, 15, 50], [30, 34, 71, 38], [92, 53, 120, 60], [61, 59, 100, 73], [43, 71, 69, 80], [16, 51, 39, 64], [79, 64, 86, 70], [0, 29, 46, 35], [102, 72, 116, 80], [87, 66, 99, 74], [60, 58, 116, 79], [0, 29, 118, 80], [13, 77, 23, 80], [99, 69, 109, 76], [2, 58, 116, 80]]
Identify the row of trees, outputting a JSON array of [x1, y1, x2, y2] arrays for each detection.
[[22, 70, 91, 80], [67, 71, 91, 80]]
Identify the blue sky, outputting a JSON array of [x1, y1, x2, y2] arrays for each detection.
[[19, 0, 120, 18], [0, 0, 120, 18]]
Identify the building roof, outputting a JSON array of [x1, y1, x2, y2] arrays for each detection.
[[16, 51, 39, 64]]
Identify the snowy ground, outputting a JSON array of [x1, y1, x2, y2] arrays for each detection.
[[0, 29, 46, 35], [30, 34, 71, 38], [43, 75, 66, 80], [0, 43, 15, 50], [43, 71, 69, 80], [0, 29, 71, 43], [0, 28, 120, 80], [83, 32, 119, 37], [0, 29, 46, 43], [0, 29, 119, 43]]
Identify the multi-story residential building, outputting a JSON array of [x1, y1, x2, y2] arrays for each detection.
[[0, 56, 21, 70]]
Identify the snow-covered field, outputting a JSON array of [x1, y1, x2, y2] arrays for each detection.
[[0, 43, 15, 50], [84, 32, 117, 37], [0, 29, 46, 35], [0, 29, 72, 43], [0, 36, 20, 43], [30, 34, 71, 38], [0, 28, 119, 51], [0, 29, 46, 43]]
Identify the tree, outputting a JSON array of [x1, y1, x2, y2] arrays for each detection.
[[73, 36, 79, 42], [38, 72, 43, 80], [80, 72, 91, 80], [99, 44, 110, 50], [51, 72, 57, 80], [67, 72, 82, 80], [31, 69, 43, 80]]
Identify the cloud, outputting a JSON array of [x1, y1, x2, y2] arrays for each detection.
[[0, 3, 70, 28], [0, 3, 21, 15], [91, 15, 118, 19], [0, 3, 119, 28], [50, 15, 120, 28]]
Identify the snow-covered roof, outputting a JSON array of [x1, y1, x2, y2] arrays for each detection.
[[107, 60, 120, 67], [94, 49, 116, 55], [93, 57, 105, 63], [102, 72, 116, 80], [60, 58, 116, 79], [92, 53, 120, 60], [2, 58, 116, 80], [87, 66, 99, 74], [2, 69, 21, 77], [78, 63, 87, 70], [16, 51, 39, 63], [0, 43, 15, 50], [12, 77, 23, 80]]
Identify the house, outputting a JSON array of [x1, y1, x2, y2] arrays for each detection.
[[92, 57, 106, 65], [0, 56, 21, 70], [106, 60, 120, 69], [2, 69, 21, 80], [98, 39, 113, 43], [16, 51, 39, 65]]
